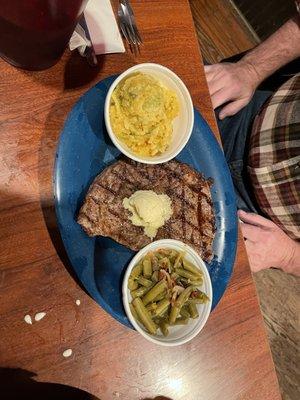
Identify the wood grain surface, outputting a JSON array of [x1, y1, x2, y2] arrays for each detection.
[[0, 1, 281, 399], [189, 0, 259, 63]]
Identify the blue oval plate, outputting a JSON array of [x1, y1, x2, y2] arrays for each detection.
[[54, 75, 237, 328]]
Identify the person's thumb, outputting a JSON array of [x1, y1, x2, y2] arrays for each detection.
[[238, 210, 275, 228], [219, 99, 247, 120]]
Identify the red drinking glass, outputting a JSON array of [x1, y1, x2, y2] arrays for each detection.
[[0, 0, 88, 71]]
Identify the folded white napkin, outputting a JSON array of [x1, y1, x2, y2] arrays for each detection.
[[69, 24, 91, 56], [70, 0, 125, 55]]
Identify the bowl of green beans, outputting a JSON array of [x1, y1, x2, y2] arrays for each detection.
[[122, 239, 212, 346]]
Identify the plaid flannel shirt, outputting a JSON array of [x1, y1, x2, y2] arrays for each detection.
[[248, 74, 300, 240]]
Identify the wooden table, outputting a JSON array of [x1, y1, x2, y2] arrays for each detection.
[[0, 1, 281, 399]]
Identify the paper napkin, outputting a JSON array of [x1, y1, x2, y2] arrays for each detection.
[[70, 0, 125, 55]]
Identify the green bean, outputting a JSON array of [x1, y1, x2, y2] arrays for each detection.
[[177, 276, 203, 286], [153, 290, 167, 302], [173, 252, 183, 269], [170, 272, 179, 281], [143, 258, 152, 278], [188, 302, 199, 319], [191, 290, 210, 303], [169, 249, 179, 261], [175, 286, 194, 306], [130, 303, 140, 321], [131, 285, 153, 299], [130, 263, 142, 279], [146, 303, 157, 312], [128, 278, 138, 291], [190, 279, 203, 286], [170, 286, 193, 324], [153, 299, 170, 317], [158, 249, 177, 265], [157, 248, 172, 256], [169, 305, 180, 324], [176, 277, 189, 287], [151, 271, 159, 283], [182, 259, 203, 277], [129, 250, 209, 336], [152, 260, 160, 271], [137, 276, 153, 287], [201, 293, 210, 303], [173, 317, 189, 325], [187, 298, 206, 305], [142, 280, 167, 305], [176, 268, 202, 281], [159, 320, 169, 336], [132, 298, 157, 334], [159, 257, 171, 270], [180, 306, 191, 319], [160, 307, 169, 319], [153, 317, 162, 325]]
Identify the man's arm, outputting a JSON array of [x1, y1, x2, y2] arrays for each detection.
[[205, 16, 300, 119], [242, 16, 300, 84]]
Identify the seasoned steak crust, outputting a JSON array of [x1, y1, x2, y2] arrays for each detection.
[[77, 159, 215, 261]]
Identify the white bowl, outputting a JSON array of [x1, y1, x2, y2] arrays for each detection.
[[122, 239, 212, 346], [104, 63, 194, 164]]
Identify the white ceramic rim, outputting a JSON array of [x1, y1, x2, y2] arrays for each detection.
[[122, 239, 213, 346], [104, 63, 194, 164]]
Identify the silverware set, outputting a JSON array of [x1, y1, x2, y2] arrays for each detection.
[[118, 0, 143, 54]]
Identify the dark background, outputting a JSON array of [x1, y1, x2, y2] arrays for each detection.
[[235, 0, 296, 39]]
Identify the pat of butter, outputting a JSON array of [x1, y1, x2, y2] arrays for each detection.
[[123, 190, 172, 238]]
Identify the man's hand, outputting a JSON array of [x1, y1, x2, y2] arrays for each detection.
[[204, 61, 260, 119], [204, 17, 300, 120], [238, 210, 299, 275]]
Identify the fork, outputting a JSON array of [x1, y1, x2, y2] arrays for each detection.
[[118, 0, 143, 54]]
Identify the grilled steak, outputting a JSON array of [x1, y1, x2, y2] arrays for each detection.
[[78, 159, 215, 261]]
